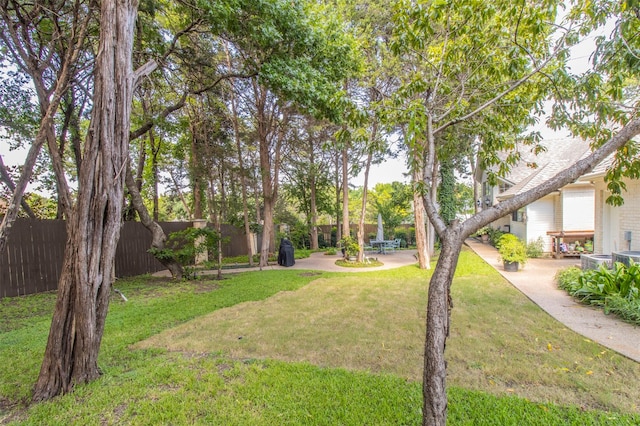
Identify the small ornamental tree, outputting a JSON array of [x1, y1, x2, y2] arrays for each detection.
[[389, 1, 640, 424]]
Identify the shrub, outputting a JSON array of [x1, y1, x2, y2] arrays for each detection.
[[394, 229, 408, 247], [339, 236, 360, 257], [526, 237, 545, 258], [557, 266, 583, 293], [149, 227, 222, 279], [488, 227, 505, 247], [557, 262, 640, 325]]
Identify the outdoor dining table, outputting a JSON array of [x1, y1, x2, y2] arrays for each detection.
[[369, 240, 396, 254]]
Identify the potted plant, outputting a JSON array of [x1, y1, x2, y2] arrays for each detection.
[[473, 226, 491, 243], [497, 234, 527, 272]]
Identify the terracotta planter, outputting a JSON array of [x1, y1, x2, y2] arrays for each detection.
[[481, 234, 489, 243], [503, 261, 519, 272]]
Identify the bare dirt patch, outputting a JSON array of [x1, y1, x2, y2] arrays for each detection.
[[193, 282, 221, 293]]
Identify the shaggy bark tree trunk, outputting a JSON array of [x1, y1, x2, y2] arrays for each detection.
[[33, 0, 140, 401], [125, 165, 183, 279]]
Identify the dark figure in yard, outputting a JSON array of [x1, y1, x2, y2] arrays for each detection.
[[278, 238, 295, 267]]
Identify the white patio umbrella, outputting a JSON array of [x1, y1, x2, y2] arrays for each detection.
[[376, 213, 384, 241]]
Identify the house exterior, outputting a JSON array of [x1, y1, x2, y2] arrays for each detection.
[[475, 137, 595, 253], [579, 155, 640, 254]]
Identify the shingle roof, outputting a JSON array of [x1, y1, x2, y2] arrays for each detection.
[[575, 136, 639, 181], [494, 137, 591, 199]]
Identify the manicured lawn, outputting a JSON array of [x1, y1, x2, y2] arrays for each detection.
[[1, 247, 639, 424]]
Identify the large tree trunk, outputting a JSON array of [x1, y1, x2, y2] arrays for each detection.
[[341, 147, 350, 241], [125, 165, 183, 279], [422, 230, 463, 425], [309, 136, 319, 250], [334, 154, 341, 244], [357, 151, 373, 262], [224, 47, 255, 265], [413, 168, 430, 269], [33, 0, 139, 401]]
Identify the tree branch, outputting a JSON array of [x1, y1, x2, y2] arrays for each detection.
[[133, 60, 158, 89], [433, 31, 568, 136], [0, 155, 36, 218], [461, 117, 640, 238]]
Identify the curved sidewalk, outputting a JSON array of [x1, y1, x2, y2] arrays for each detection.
[[281, 249, 420, 272], [153, 249, 420, 278], [465, 238, 640, 363]]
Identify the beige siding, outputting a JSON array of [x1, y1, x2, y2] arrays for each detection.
[[562, 186, 595, 231], [593, 178, 640, 253], [526, 197, 555, 251], [618, 179, 640, 251], [554, 193, 563, 230], [594, 186, 605, 253]]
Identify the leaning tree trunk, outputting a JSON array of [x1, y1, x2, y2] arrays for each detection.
[[33, 0, 139, 401], [422, 230, 464, 425], [125, 165, 183, 279]]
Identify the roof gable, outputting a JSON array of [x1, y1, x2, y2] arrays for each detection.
[[489, 137, 591, 198]]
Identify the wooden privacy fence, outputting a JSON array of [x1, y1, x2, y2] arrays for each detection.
[[0, 219, 250, 298]]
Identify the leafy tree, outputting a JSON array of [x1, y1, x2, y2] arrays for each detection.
[[0, 0, 94, 253], [280, 116, 336, 249], [389, 1, 640, 424], [200, 0, 359, 267], [370, 182, 412, 237], [453, 181, 475, 221]]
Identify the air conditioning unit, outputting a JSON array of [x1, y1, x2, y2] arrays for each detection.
[[612, 251, 640, 267], [580, 254, 612, 270]]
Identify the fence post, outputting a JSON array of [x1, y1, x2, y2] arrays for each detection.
[[193, 219, 208, 266]]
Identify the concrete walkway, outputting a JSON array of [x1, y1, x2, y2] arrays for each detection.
[[465, 238, 640, 363], [150, 249, 422, 277]]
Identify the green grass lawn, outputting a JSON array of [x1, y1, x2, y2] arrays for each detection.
[[1, 247, 639, 425]]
